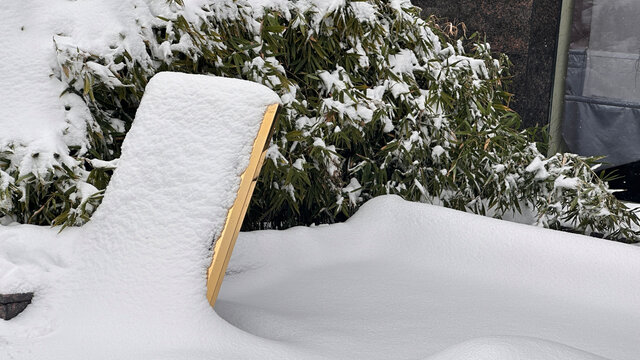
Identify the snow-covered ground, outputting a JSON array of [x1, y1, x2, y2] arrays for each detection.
[[3, 194, 640, 359], [217, 195, 640, 360]]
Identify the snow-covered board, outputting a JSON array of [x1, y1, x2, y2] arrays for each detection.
[[0, 72, 281, 358]]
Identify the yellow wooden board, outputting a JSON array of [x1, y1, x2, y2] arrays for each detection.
[[206, 103, 280, 308]]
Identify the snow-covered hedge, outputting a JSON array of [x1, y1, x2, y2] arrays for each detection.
[[1, 0, 638, 241]]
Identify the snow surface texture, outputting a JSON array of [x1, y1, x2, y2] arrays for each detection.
[[216, 196, 640, 360], [0, 72, 282, 358], [3, 189, 640, 358]]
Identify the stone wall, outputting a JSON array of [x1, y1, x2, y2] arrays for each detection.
[[414, 0, 563, 128]]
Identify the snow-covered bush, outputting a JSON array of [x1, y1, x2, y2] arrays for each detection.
[[1, 0, 638, 241]]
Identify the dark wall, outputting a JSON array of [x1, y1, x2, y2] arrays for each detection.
[[414, 0, 563, 128]]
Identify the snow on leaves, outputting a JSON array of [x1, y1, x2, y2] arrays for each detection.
[[0, 0, 637, 241]]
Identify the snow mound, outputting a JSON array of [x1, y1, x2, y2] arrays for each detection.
[[426, 336, 607, 360], [3, 185, 640, 358], [1, 72, 282, 359], [216, 195, 640, 360]]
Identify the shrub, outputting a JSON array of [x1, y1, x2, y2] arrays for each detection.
[[1, 0, 638, 241]]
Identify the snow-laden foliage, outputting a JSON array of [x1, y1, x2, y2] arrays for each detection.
[[0, 0, 638, 241]]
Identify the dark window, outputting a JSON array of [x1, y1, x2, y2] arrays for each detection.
[[562, 0, 640, 201]]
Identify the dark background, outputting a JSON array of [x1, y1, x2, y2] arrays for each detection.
[[414, 0, 563, 129]]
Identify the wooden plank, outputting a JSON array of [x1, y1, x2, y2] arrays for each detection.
[[206, 103, 280, 307]]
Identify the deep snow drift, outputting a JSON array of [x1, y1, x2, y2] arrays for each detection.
[[3, 193, 640, 359], [215, 195, 640, 360]]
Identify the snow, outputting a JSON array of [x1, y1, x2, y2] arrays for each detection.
[[88, 158, 120, 169], [389, 49, 421, 75], [525, 156, 550, 180], [312, 137, 340, 176], [3, 185, 640, 358], [349, 1, 378, 23], [554, 175, 580, 190], [492, 164, 506, 173], [342, 177, 362, 205], [292, 158, 306, 171], [217, 196, 640, 360], [426, 337, 608, 360], [318, 68, 349, 93], [444, 55, 489, 80], [390, 80, 412, 97], [0, 0, 155, 154], [432, 145, 446, 159], [1, 72, 282, 358], [0, 0, 216, 190], [313, 137, 328, 148], [2, 1, 640, 359]]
